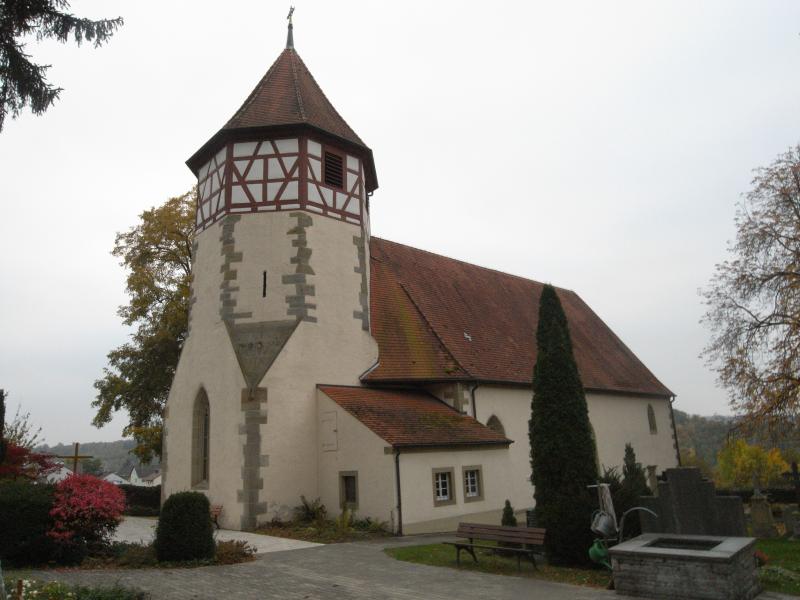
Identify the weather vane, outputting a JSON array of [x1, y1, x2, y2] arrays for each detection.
[[286, 6, 295, 49]]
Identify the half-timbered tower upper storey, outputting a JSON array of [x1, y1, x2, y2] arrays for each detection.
[[185, 27, 378, 231]]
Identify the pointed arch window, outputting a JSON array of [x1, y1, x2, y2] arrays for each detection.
[[192, 389, 211, 487], [647, 404, 658, 435], [486, 415, 505, 437]]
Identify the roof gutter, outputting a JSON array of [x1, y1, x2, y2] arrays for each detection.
[[470, 382, 479, 419], [394, 449, 403, 536]]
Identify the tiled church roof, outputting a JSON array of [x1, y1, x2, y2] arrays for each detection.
[[366, 238, 673, 398], [318, 386, 511, 448]]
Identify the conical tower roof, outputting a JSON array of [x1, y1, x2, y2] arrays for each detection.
[[187, 44, 377, 192], [223, 48, 365, 147]]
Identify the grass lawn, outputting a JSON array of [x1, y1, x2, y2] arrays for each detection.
[[757, 538, 800, 596], [385, 543, 610, 588]]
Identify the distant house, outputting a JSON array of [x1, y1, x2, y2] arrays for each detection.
[[102, 472, 128, 485], [44, 462, 72, 484], [115, 461, 161, 487]]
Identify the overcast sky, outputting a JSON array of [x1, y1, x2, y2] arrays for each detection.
[[1, 1, 799, 445]]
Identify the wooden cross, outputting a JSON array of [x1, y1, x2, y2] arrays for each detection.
[[55, 442, 93, 474]]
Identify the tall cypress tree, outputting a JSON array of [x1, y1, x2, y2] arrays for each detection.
[[530, 285, 598, 565]]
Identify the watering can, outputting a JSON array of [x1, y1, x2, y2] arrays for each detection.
[[591, 510, 617, 539], [588, 539, 611, 570]]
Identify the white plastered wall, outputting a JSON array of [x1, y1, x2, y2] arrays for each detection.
[[586, 391, 678, 473], [163, 208, 378, 529], [399, 446, 516, 534], [316, 392, 396, 529], [471, 385, 678, 498]]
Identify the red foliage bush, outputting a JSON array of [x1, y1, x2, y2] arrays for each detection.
[[0, 442, 57, 480], [49, 474, 126, 548]]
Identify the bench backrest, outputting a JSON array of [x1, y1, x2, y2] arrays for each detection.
[[456, 522, 546, 545]]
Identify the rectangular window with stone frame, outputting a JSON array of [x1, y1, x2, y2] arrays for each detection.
[[462, 465, 484, 503], [432, 467, 456, 507], [339, 471, 358, 510]]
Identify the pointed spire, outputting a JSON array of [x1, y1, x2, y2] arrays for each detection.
[[286, 6, 295, 49]]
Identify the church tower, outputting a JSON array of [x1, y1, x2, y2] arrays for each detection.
[[162, 19, 379, 530]]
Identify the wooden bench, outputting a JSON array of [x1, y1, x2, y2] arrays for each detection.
[[445, 522, 546, 571], [210, 504, 223, 529]]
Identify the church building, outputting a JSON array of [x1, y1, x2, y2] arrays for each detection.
[[162, 21, 679, 534]]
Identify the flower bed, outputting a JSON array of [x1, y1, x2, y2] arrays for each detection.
[[3, 579, 147, 600]]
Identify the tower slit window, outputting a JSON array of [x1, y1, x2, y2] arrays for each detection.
[[262, 271, 267, 298], [192, 389, 211, 487], [323, 151, 344, 189]]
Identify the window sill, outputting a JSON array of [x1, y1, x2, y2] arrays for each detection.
[[192, 481, 209, 491], [464, 494, 484, 504], [433, 498, 456, 507]]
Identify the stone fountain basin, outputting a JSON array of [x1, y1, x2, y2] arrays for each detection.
[[609, 533, 760, 600]]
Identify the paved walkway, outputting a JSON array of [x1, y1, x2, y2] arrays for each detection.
[[14, 531, 794, 600], [20, 538, 622, 600], [114, 517, 320, 554]]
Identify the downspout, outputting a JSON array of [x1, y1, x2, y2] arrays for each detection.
[[470, 382, 480, 419], [394, 449, 403, 536], [668, 394, 681, 466]]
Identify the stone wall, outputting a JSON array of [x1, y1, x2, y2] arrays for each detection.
[[611, 535, 760, 600]]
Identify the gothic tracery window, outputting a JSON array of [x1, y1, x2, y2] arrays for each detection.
[[647, 404, 658, 435]]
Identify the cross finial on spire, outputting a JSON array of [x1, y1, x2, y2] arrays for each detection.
[[286, 6, 295, 49]]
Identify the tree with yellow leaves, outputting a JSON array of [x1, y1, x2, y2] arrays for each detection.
[[93, 190, 194, 462], [716, 439, 788, 490]]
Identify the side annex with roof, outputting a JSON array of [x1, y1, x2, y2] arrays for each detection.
[[162, 24, 679, 534]]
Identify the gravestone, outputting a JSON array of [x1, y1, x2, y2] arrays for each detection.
[[783, 462, 800, 505], [750, 493, 778, 538], [639, 467, 746, 536], [646, 465, 658, 494], [782, 505, 799, 539]]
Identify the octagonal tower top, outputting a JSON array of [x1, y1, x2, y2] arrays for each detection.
[[186, 19, 377, 195]]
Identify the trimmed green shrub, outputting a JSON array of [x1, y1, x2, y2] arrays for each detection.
[[0, 479, 56, 565], [501, 500, 518, 527], [619, 443, 650, 538], [154, 491, 214, 562], [529, 284, 598, 566]]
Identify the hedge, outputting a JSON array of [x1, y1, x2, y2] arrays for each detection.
[[0, 480, 57, 566], [119, 484, 160, 515]]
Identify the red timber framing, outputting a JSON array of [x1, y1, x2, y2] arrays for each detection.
[[194, 136, 366, 232]]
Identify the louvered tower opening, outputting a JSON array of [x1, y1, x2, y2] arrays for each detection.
[[324, 151, 344, 189]]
